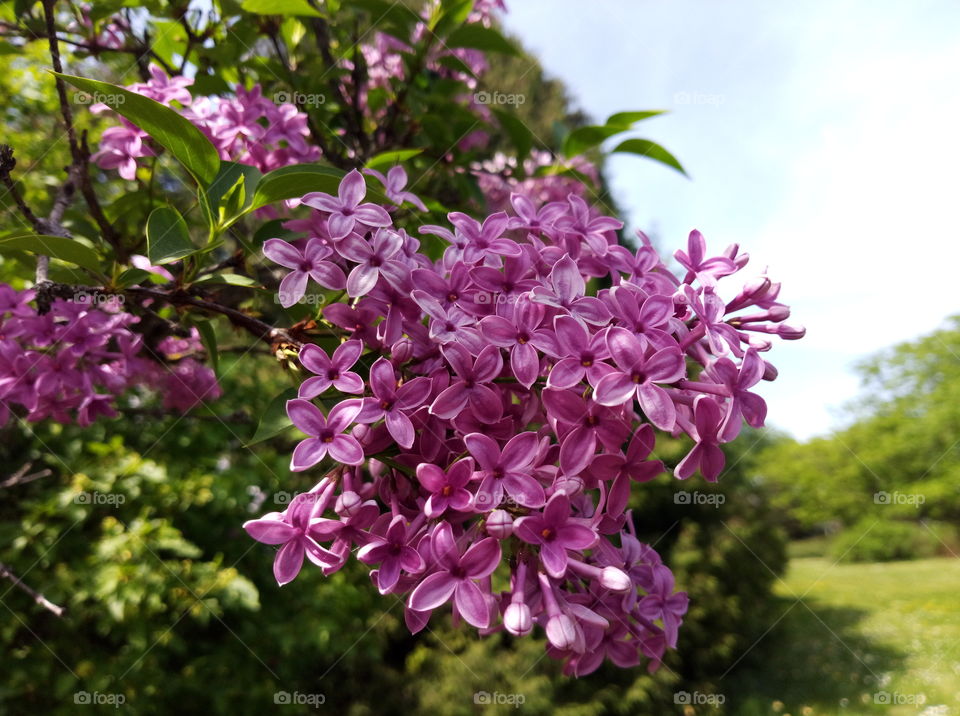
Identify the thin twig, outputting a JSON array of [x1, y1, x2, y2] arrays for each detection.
[[0, 563, 65, 617], [0, 464, 53, 489]]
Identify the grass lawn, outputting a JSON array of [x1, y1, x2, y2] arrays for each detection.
[[725, 557, 960, 715]]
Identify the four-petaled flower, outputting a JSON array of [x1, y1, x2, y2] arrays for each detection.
[[287, 398, 364, 470], [356, 357, 431, 448], [298, 340, 365, 398], [301, 169, 392, 240], [407, 522, 501, 628], [263, 237, 346, 308]]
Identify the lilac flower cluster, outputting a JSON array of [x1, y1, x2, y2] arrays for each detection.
[[473, 150, 601, 212], [246, 169, 803, 675], [0, 285, 220, 426], [92, 65, 318, 180]]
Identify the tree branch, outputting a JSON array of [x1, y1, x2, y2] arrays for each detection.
[[0, 563, 65, 618]]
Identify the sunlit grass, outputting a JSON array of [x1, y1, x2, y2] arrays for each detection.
[[727, 556, 960, 715]]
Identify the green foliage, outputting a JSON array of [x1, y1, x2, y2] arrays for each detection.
[[829, 518, 953, 563], [755, 316, 960, 534]]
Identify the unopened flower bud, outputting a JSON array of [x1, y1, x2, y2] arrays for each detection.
[[485, 509, 513, 539], [599, 566, 632, 592], [391, 338, 413, 364], [545, 613, 578, 650], [335, 490, 363, 518], [503, 602, 532, 636]]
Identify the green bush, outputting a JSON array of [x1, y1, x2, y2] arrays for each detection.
[[829, 519, 951, 563]]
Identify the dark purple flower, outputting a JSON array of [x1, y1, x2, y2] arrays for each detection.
[[479, 298, 550, 387], [542, 388, 631, 476]]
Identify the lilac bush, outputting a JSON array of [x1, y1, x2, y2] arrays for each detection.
[[243, 169, 804, 676]]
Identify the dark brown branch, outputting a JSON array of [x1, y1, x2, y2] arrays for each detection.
[[0, 563, 65, 617], [0, 145, 45, 233]]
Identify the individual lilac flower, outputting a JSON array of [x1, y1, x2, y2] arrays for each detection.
[[637, 565, 689, 648], [544, 316, 610, 389], [411, 291, 484, 352], [530, 255, 610, 325], [337, 228, 406, 297], [429, 344, 503, 423], [263, 238, 346, 308], [301, 169, 392, 240], [243, 490, 339, 586], [681, 285, 741, 355], [416, 459, 474, 518], [363, 165, 428, 210], [323, 303, 382, 347], [469, 252, 538, 309], [298, 340, 365, 398], [590, 425, 665, 517], [356, 358, 431, 448], [309, 491, 380, 568], [694, 349, 767, 441], [604, 284, 676, 350], [557, 194, 623, 256], [479, 298, 550, 387], [447, 211, 522, 263], [541, 389, 631, 476], [407, 522, 501, 628], [357, 514, 426, 594], [515, 491, 598, 578], [287, 398, 364, 470], [674, 230, 737, 287], [465, 431, 544, 509], [675, 395, 725, 481], [506, 193, 567, 234], [594, 327, 685, 430]]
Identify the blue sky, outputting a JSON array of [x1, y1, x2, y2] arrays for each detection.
[[500, 0, 960, 440]]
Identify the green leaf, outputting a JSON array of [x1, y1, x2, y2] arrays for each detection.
[[204, 161, 263, 227], [194, 273, 260, 287], [55, 72, 220, 185], [562, 125, 624, 157], [240, 0, 322, 16], [146, 207, 195, 265], [0, 234, 103, 274], [365, 149, 424, 171], [194, 320, 219, 374], [611, 138, 688, 176], [605, 110, 666, 127], [250, 163, 387, 211], [491, 108, 533, 163], [446, 25, 517, 55], [115, 268, 153, 287], [245, 387, 298, 446]]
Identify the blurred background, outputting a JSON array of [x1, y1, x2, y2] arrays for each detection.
[[2, 1, 959, 714]]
